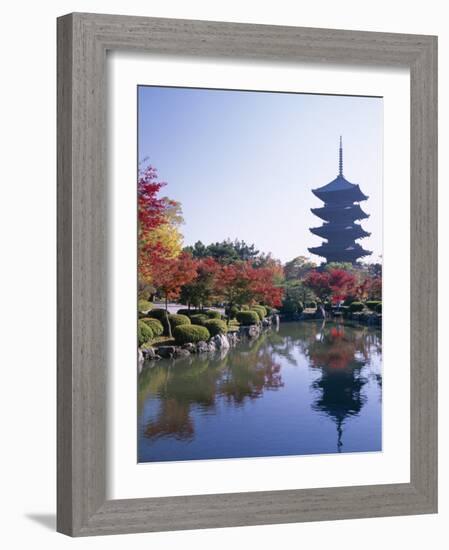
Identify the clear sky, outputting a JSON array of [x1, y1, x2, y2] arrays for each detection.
[[138, 86, 383, 264]]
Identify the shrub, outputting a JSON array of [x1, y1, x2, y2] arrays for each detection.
[[280, 296, 303, 317], [305, 301, 317, 309], [236, 310, 260, 325], [349, 301, 364, 312], [226, 305, 240, 319], [138, 299, 153, 314], [249, 309, 264, 321], [140, 317, 164, 337], [376, 302, 382, 313], [176, 308, 192, 316], [251, 305, 267, 319], [203, 319, 228, 336], [240, 304, 249, 311], [173, 324, 210, 345], [168, 314, 191, 329], [206, 309, 222, 320], [190, 314, 208, 326], [138, 320, 153, 346], [148, 308, 169, 321], [264, 305, 273, 316], [366, 300, 381, 311]]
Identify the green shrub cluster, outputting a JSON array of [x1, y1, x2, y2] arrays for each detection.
[[227, 305, 240, 319], [236, 310, 260, 325], [366, 300, 381, 311], [280, 296, 303, 317], [140, 317, 164, 337], [176, 308, 192, 316], [205, 310, 222, 320], [148, 308, 169, 321], [168, 314, 191, 329], [251, 305, 267, 320], [190, 314, 208, 326], [173, 325, 210, 345], [138, 319, 153, 346], [305, 301, 317, 309], [264, 305, 273, 316], [375, 302, 382, 313], [138, 299, 153, 314], [349, 301, 364, 312], [203, 319, 228, 336]]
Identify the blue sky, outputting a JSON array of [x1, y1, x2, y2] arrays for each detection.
[[138, 86, 383, 264]]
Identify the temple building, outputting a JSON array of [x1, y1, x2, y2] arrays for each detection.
[[308, 138, 372, 264]]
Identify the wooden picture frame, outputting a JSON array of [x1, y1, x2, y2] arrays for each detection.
[[57, 12, 438, 536]]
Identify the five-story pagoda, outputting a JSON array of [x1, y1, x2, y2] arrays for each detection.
[[308, 138, 372, 264]]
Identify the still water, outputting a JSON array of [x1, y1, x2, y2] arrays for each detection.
[[138, 321, 382, 462]]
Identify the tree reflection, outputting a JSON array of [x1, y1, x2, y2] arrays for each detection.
[[139, 336, 284, 441]]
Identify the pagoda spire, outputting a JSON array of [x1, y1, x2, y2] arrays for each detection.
[[339, 136, 343, 176]]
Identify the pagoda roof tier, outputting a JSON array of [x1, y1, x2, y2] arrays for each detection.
[[312, 176, 368, 203], [311, 203, 369, 222], [308, 242, 372, 262], [310, 223, 370, 240]]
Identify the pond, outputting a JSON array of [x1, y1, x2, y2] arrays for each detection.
[[138, 321, 382, 462]]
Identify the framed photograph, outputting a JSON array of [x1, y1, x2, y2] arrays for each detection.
[[57, 13, 437, 536]]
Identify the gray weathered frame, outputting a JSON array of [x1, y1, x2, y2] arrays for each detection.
[[57, 12, 438, 537]]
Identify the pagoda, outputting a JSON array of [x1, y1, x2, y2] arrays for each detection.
[[308, 138, 372, 264]]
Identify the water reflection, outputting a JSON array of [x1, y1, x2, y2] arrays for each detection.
[[138, 321, 382, 462]]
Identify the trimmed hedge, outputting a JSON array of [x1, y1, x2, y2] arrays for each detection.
[[366, 300, 381, 311], [349, 301, 365, 312], [173, 324, 210, 345], [148, 308, 169, 321], [203, 319, 228, 336], [138, 299, 153, 314], [264, 305, 273, 316], [190, 314, 208, 326], [206, 309, 222, 319], [138, 320, 153, 346], [140, 317, 164, 337], [168, 314, 191, 329], [376, 302, 382, 313], [236, 310, 260, 325], [251, 305, 267, 319], [176, 308, 193, 316]]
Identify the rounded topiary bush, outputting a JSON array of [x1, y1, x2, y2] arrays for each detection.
[[349, 301, 364, 313], [227, 305, 240, 319], [206, 310, 222, 320], [138, 320, 153, 346], [264, 305, 273, 316], [203, 319, 228, 336], [236, 310, 260, 325], [138, 299, 153, 314], [366, 300, 381, 311], [190, 314, 208, 326], [251, 305, 267, 318], [168, 314, 191, 329], [173, 324, 210, 345], [148, 308, 169, 321], [140, 317, 164, 337], [176, 308, 192, 316]]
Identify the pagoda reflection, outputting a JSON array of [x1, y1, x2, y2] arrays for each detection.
[[307, 321, 373, 452]]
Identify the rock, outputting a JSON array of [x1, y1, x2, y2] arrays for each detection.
[[212, 333, 230, 350], [196, 341, 209, 353], [142, 346, 157, 361], [247, 325, 261, 339], [138, 348, 144, 373], [174, 348, 190, 358], [157, 346, 176, 359], [207, 341, 216, 352], [182, 343, 196, 353]]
